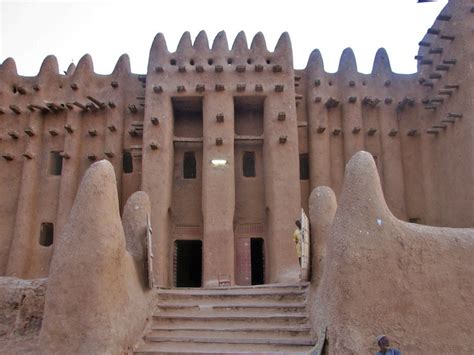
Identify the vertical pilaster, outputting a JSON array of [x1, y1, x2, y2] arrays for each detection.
[[378, 105, 407, 220], [263, 94, 301, 283], [202, 94, 235, 287], [373, 49, 407, 220], [55, 55, 92, 236], [142, 33, 173, 286], [306, 50, 331, 191], [338, 49, 364, 164], [6, 56, 58, 277]]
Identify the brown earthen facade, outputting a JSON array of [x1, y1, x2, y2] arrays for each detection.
[[0, 0, 472, 290]]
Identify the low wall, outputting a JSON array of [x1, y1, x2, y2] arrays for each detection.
[[39, 161, 154, 354], [309, 151, 474, 353]]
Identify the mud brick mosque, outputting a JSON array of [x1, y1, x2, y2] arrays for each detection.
[[0, 0, 473, 353]]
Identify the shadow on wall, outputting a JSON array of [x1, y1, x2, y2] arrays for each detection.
[[308, 151, 474, 354]]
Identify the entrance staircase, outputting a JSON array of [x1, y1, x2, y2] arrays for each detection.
[[133, 282, 316, 354]]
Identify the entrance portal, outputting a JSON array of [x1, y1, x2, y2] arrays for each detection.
[[174, 240, 202, 287], [251, 238, 264, 285]]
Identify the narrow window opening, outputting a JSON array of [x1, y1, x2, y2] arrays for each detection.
[[243, 151, 256, 177], [207, 58, 214, 65], [123, 151, 133, 173], [189, 59, 195, 66], [49, 151, 63, 176], [251, 238, 264, 285], [39, 222, 54, 247], [227, 58, 233, 64], [183, 151, 197, 179], [247, 58, 252, 64], [170, 59, 177, 65], [299, 153, 309, 180], [174, 240, 202, 287]]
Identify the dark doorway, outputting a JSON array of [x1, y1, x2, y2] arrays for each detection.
[[251, 238, 264, 285], [175, 240, 202, 287]]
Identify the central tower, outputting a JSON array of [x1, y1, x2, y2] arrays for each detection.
[[142, 31, 301, 287]]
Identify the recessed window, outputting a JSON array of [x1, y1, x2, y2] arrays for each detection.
[[39, 222, 54, 247], [247, 58, 252, 64], [49, 151, 63, 176], [299, 153, 309, 180], [207, 58, 214, 65], [190, 59, 195, 66], [183, 151, 197, 179], [266, 58, 271, 64], [170, 59, 177, 65], [243, 151, 256, 177], [227, 58, 233, 64], [123, 151, 133, 173]]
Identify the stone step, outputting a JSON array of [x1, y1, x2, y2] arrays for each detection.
[[157, 282, 309, 293], [151, 323, 311, 332], [135, 284, 313, 354], [153, 311, 307, 320], [156, 287, 307, 297], [134, 341, 315, 354], [146, 329, 311, 341], [156, 301, 306, 309], [144, 334, 315, 346], [156, 290, 306, 303], [155, 306, 305, 316], [151, 315, 309, 328]]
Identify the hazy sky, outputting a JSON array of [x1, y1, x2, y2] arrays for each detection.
[[0, 0, 447, 75]]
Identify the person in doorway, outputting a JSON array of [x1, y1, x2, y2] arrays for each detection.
[[293, 220, 302, 265], [375, 335, 401, 355]]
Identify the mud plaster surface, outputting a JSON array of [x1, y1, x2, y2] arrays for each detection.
[[0, 277, 46, 354]]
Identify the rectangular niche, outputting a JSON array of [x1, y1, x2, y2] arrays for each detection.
[[172, 97, 203, 138], [234, 96, 264, 136]]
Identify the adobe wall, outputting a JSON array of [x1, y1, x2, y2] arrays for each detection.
[[0, 277, 46, 354], [414, 0, 473, 227], [0, 54, 144, 279], [0, 0, 472, 283], [308, 151, 474, 354]]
